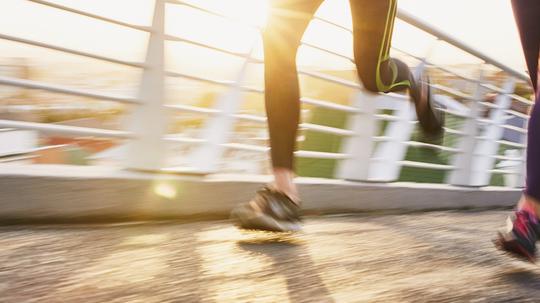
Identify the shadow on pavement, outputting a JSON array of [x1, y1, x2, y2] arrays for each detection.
[[238, 236, 335, 303], [501, 268, 540, 290]]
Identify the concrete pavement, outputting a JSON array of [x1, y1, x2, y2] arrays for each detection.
[[2, 211, 540, 302]]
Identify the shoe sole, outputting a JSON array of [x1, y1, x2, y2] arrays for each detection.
[[412, 69, 444, 138], [493, 232, 536, 264], [230, 206, 301, 233]]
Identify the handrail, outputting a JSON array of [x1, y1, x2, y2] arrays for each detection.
[[397, 9, 530, 82], [27, 0, 151, 32], [0, 76, 139, 104]]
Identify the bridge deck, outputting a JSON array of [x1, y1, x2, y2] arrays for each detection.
[[1, 211, 539, 302]]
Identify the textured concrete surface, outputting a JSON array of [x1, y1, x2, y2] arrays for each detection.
[[2, 211, 540, 302], [0, 164, 521, 221]]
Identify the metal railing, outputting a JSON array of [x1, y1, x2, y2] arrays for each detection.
[[0, 0, 533, 188]]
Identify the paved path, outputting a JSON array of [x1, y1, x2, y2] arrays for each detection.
[[1, 211, 540, 302]]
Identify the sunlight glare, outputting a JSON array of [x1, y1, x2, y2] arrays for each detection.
[[195, 0, 270, 28], [237, 0, 269, 28], [153, 182, 178, 200]]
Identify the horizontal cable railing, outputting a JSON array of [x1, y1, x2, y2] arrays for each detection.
[[27, 0, 152, 31], [0, 76, 139, 104], [0, 119, 132, 138], [396, 9, 529, 82], [0, 33, 145, 68]]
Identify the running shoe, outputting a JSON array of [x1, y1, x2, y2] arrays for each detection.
[[230, 186, 302, 232], [494, 210, 539, 263], [410, 65, 445, 138]]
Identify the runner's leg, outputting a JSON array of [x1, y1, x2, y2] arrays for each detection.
[[349, 0, 412, 93], [512, 0, 540, 203], [264, 0, 324, 172], [349, 0, 443, 136], [264, 0, 323, 201], [494, 0, 540, 262]]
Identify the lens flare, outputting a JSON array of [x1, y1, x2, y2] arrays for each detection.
[[153, 183, 177, 200]]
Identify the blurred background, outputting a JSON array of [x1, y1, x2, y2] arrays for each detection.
[[1, 2, 538, 302], [0, 0, 534, 186]]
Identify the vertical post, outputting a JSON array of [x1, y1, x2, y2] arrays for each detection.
[[514, 94, 533, 188], [513, 101, 530, 188], [448, 67, 485, 186], [124, 0, 167, 171], [368, 96, 416, 182], [336, 91, 378, 181], [468, 78, 515, 186], [184, 48, 253, 173], [516, 149, 527, 188]]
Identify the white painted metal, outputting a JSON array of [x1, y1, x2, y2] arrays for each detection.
[[181, 44, 255, 173], [165, 34, 253, 59], [298, 70, 361, 89], [0, 76, 139, 104], [517, 148, 527, 188], [0, 119, 132, 138], [123, 0, 167, 171], [447, 68, 486, 186], [468, 79, 516, 186], [369, 96, 416, 182], [398, 160, 454, 171], [0, 130, 38, 157], [0, 1, 532, 190], [396, 10, 529, 82], [0, 33, 145, 68], [27, 0, 151, 31], [336, 92, 379, 181], [166, 0, 261, 29], [496, 149, 526, 187]]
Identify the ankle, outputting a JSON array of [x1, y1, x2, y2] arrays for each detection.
[[272, 167, 300, 205], [270, 185, 300, 205], [518, 194, 540, 218]]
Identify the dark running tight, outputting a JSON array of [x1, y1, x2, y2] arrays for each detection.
[[512, 0, 540, 200], [263, 0, 413, 169]]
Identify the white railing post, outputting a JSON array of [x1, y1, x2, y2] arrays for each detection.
[[447, 68, 485, 186], [123, 0, 167, 171], [183, 49, 254, 173], [470, 78, 516, 186], [336, 91, 378, 181], [368, 96, 416, 181], [517, 149, 527, 187], [515, 96, 531, 188], [509, 102, 530, 188], [499, 149, 526, 187]]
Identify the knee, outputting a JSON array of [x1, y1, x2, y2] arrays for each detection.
[[355, 65, 383, 93], [361, 79, 381, 93]]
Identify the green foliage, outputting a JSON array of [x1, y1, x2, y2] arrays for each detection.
[[296, 107, 347, 178], [295, 107, 514, 186]]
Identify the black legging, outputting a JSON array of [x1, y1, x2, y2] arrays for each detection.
[[263, 0, 413, 169], [512, 0, 540, 200]]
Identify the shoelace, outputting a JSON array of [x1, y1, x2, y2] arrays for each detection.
[[256, 187, 301, 221]]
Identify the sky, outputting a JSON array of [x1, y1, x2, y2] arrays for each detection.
[[398, 0, 523, 70], [0, 0, 526, 75]]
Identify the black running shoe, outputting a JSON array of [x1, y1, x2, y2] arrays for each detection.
[[494, 210, 539, 263], [230, 187, 302, 232], [410, 66, 445, 138]]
